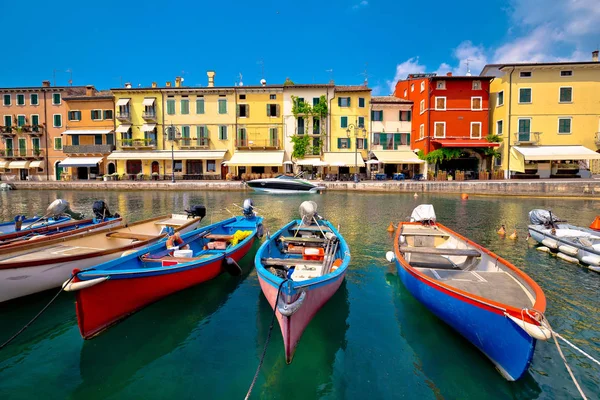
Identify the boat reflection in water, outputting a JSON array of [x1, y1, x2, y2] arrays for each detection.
[[253, 280, 349, 399]]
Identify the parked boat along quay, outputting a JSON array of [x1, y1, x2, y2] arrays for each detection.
[[8, 178, 600, 197]]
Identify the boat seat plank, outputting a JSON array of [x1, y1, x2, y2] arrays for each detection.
[[154, 217, 189, 226], [400, 231, 450, 237], [205, 234, 234, 240], [143, 254, 211, 263], [279, 236, 326, 244], [262, 258, 323, 267], [106, 232, 156, 241], [289, 226, 332, 233], [409, 254, 461, 270], [400, 246, 481, 257]]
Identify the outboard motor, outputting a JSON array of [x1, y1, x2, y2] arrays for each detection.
[[529, 209, 561, 227], [92, 200, 120, 220], [185, 205, 206, 220], [299, 201, 320, 225], [45, 199, 84, 220], [242, 199, 255, 218]]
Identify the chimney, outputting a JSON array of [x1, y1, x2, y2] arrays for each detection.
[[151, 82, 157, 88], [166, 81, 172, 87], [125, 82, 132, 88], [593, 50, 599, 62], [42, 80, 51, 87], [446, 72, 453, 77], [85, 85, 94, 96], [175, 76, 182, 87], [207, 71, 215, 87]]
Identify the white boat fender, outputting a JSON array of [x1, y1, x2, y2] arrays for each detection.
[[536, 246, 551, 253], [386, 251, 396, 262], [557, 244, 578, 257], [224, 257, 242, 276], [581, 255, 600, 267], [557, 252, 579, 264], [541, 238, 558, 249], [588, 265, 600, 273], [506, 314, 551, 341], [277, 290, 306, 317], [63, 276, 109, 292]]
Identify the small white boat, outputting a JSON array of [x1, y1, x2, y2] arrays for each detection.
[[246, 174, 325, 194]]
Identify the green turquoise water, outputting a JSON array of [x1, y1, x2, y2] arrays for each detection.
[[0, 190, 599, 399]]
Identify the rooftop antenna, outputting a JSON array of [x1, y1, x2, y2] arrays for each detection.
[[238, 73, 244, 87], [257, 59, 265, 80], [360, 62, 369, 86], [326, 69, 334, 82], [465, 59, 472, 76]]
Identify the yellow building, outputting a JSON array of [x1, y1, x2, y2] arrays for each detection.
[[327, 85, 371, 177], [483, 53, 600, 178]]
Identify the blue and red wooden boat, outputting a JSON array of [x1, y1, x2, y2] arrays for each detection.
[[65, 201, 263, 339], [388, 205, 549, 381], [255, 201, 350, 363]]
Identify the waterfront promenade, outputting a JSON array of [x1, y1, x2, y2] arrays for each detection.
[[9, 178, 600, 198]]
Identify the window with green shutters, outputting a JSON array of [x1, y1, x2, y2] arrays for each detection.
[[197, 126, 208, 146], [497, 91, 504, 106], [181, 126, 190, 138], [4, 115, 11, 127], [269, 128, 278, 147], [106, 134, 114, 145], [91, 110, 102, 120], [237, 128, 247, 146], [53, 114, 62, 127], [518, 119, 531, 141], [559, 87, 572, 103], [72, 135, 80, 145], [166, 99, 175, 115], [31, 115, 39, 131], [181, 99, 190, 114], [341, 116, 348, 128], [399, 110, 411, 121], [313, 97, 320, 106], [52, 93, 61, 105], [32, 137, 40, 151], [297, 117, 305, 134], [358, 97, 365, 108], [104, 110, 113, 120], [218, 99, 227, 114], [17, 94, 25, 105], [356, 138, 368, 149], [17, 115, 25, 127], [30, 93, 38, 105], [54, 137, 62, 150], [558, 118, 571, 134], [338, 97, 350, 107], [5, 138, 13, 156], [519, 88, 532, 103], [3, 94, 11, 105], [95, 135, 103, 145], [337, 138, 350, 149], [196, 98, 205, 114], [372, 110, 383, 121], [358, 117, 365, 128], [18, 138, 26, 156], [68, 111, 81, 121], [218, 126, 228, 140]]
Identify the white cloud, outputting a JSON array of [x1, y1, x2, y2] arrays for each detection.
[[385, 57, 426, 94], [352, 1, 369, 10]]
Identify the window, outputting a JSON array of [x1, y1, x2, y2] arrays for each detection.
[[313, 97, 320, 106], [53, 114, 62, 127], [267, 104, 278, 117], [419, 100, 425, 114], [559, 87, 572, 103], [340, 116, 348, 128], [270, 94, 277, 100], [238, 104, 249, 117], [103, 109, 113, 120], [91, 109, 102, 120], [496, 120, 503, 136], [126, 160, 142, 175], [560, 70, 573, 77], [16, 94, 25, 105], [181, 125, 190, 138], [72, 135, 80, 146], [470, 122, 482, 139], [519, 88, 532, 103], [181, 98, 190, 114], [403, 89, 407, 97], [18, 138, 26, 156], [358, 97, 365, 108], [419, 124, 424, 139], [436, 81, 446, 90], [435, 97, 446, 110], [52, 93, 61, 105], [338, 97, 350, 107], [207, 160, 216, 172], [31, 114, 39, 130], [3, 115, 11, 127], [297, 97, 305, 105], [338, 138, 350, 149], [558, 117, 572, 134], [472, 81, 481, 90], [239, 94, 246, 100], [297, 117, 305, 134], [356, 138, 368, 150], [3, 94, 10, 105], [219, 125, 228, 140], [196, 97, 205, 114], [237, 128, 247, 146], [374, 133, 408, 149], [94, 135, 103, 145], [471, 97, 482, 110], [358, 116, 365, 128], [68, 111, 81, 121], [520, 71, 532, 78], [17, 115, 26, 126], [106, 133, 114, 145], [166, 98, 175, 115], [517, 118, 531, 142], [218, 98, 227, 114], [497, 91, 504, 106], [371, 110, 383, 122], [419, 81, 425, 92], [30, 93, 38, 105], [269, 128, 278, 146], [434, 122, 445, 138], [411, 84, 415, 92], [399, 110, 411, 121], [54, 137, 62, 150], [5, 138, 13, 156]]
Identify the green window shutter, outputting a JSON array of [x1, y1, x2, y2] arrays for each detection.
[[3, 94, 10, 105], [313, 97, 319, 106], [394, 133, 401, 148], [276, 104, 280, 117], [32, 115, 39, 125], [406, 133, 411, 144], [348, 98, 351, 107], [359, 98, 365, 107], [358, 117, 364, 127], [341, 116, 348, 128], [266, 104, 270, 117], [364, 138, 368, 149], [167, 100, 175, 115], [72, 135, 79, 145], [337, 138, 342, 149], [196, 99, 205, 114], [338, 97, 342, 107], [407, 110, 412, 121], [371, 111, 375, 120], [17, 115, 25, 126]]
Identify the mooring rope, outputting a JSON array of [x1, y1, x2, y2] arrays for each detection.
[[0, 274, 76, 351], [244, 278, 288, 400]]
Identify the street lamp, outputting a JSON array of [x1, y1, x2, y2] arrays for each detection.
[[346, 123, 367, 183], [164, 124, 180, 183]]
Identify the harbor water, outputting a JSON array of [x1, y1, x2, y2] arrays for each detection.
[[0, 190, 599, 399]]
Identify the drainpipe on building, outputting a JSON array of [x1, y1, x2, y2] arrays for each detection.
[[328, 87, 335, 153], [507, 67, 515, 179], [234, 88, 238, 176], [43, 89, 49, 181], [161, 90, 165, 151]]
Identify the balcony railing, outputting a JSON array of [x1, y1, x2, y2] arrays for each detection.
[[119, 139, 156, 149], [514, 132, 542, 145], [179, 138, 209, 148], [63, 144, 115, 154], [116, 112, 131, 121], [595, 132, 600, 146], [0, 149, 44, 159], [142, 111, 157, 121], [236, 138, 280, 149]]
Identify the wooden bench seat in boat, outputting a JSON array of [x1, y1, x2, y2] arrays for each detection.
[[262, 257, 324, 267], [399, 246, 481, 257], [289, 226, 332, 233], [142, 254, 212, 263], [106, 232, 157, 241], [279, 236, 326, 245], [205, 234, 234, 241], [400, 229, 450, 238], [154, 216, 189, 227]]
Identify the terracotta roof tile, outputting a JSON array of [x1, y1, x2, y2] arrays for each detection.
[[335, 85, 371, 92], [371, 96, 412, 104]]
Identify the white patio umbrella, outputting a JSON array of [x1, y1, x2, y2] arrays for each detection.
[[366, 159, 381, 165]]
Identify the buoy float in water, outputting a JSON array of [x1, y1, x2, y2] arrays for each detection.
[[387, 222, 395, 233], [461, 193, 469, 200], [536, 246, 551, 253], [509, 230, 518, 240], [557, 252, 579, 264], [590, 216, 600, 231], [497, 225, 506, 235], [414, 193, 418, 198]]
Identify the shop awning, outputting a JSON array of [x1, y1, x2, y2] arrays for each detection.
[[8, 161, 31, 169], [58, 157, 103, 168], [29, 161, 43, 168], [224, 151, 284, 167], [433, 139, 500, 148], [116, 98, 130, 107], [322, 152, 365, 167], [513, 145, 600, 161], [142, 98, 156, 106], [373, 150, 425, 164], [115, 124, 131, 133], [141, 123, 156, 132], [0, 161, 10, 168], [295, 158, 328, 166], [107, 150, 227, 161], [510, 148, 525, 173], [62, 129, 113, 135]]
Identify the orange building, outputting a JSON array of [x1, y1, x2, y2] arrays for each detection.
[[60, 86, 115, 180]]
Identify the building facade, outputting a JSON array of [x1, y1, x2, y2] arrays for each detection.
[[482, 53, 600, 178]]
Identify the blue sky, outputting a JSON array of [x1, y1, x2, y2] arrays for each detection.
[[1, 0, 598, 94]]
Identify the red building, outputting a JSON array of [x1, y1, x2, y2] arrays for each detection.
[[394, 73, 497, 173]]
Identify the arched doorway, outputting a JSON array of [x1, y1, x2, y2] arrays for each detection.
[[108, 162, 116, 175], [151, 161, 160, 180], [55, 161, 63, 181]]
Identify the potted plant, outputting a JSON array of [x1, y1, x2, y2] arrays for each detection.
[[152, 172, 159, 181], [103, 174, 110, 181], [137, 172, 144, 181], [0, 150, 4, 156]]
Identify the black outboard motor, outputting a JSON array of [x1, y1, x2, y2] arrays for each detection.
[[242, 199, 255, 218], [185, 205, 206, 220], [92, 200, 120, 220]]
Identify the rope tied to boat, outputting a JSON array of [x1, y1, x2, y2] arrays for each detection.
[[0, 273, 78, 351], [244, 278, 288, 400]]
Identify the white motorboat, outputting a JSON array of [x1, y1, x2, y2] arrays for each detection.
[[246, 174, 325, 194]]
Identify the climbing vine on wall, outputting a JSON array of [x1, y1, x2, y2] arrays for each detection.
[[290, 95, 328, 158], [291, 135, 311, 159]]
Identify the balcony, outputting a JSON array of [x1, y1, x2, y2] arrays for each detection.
[[1, 126, 15, 137], [119, 139, 157, 149], [142, 110, 157, 122], [0, 149, 45, 159], [514, 132, 541, 145], [236, 138, 280, 150], [595, 132, 600, 146], [179, 138, 209, 149], [63, 144, 115, 154], [116, 112, 131, 122]]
